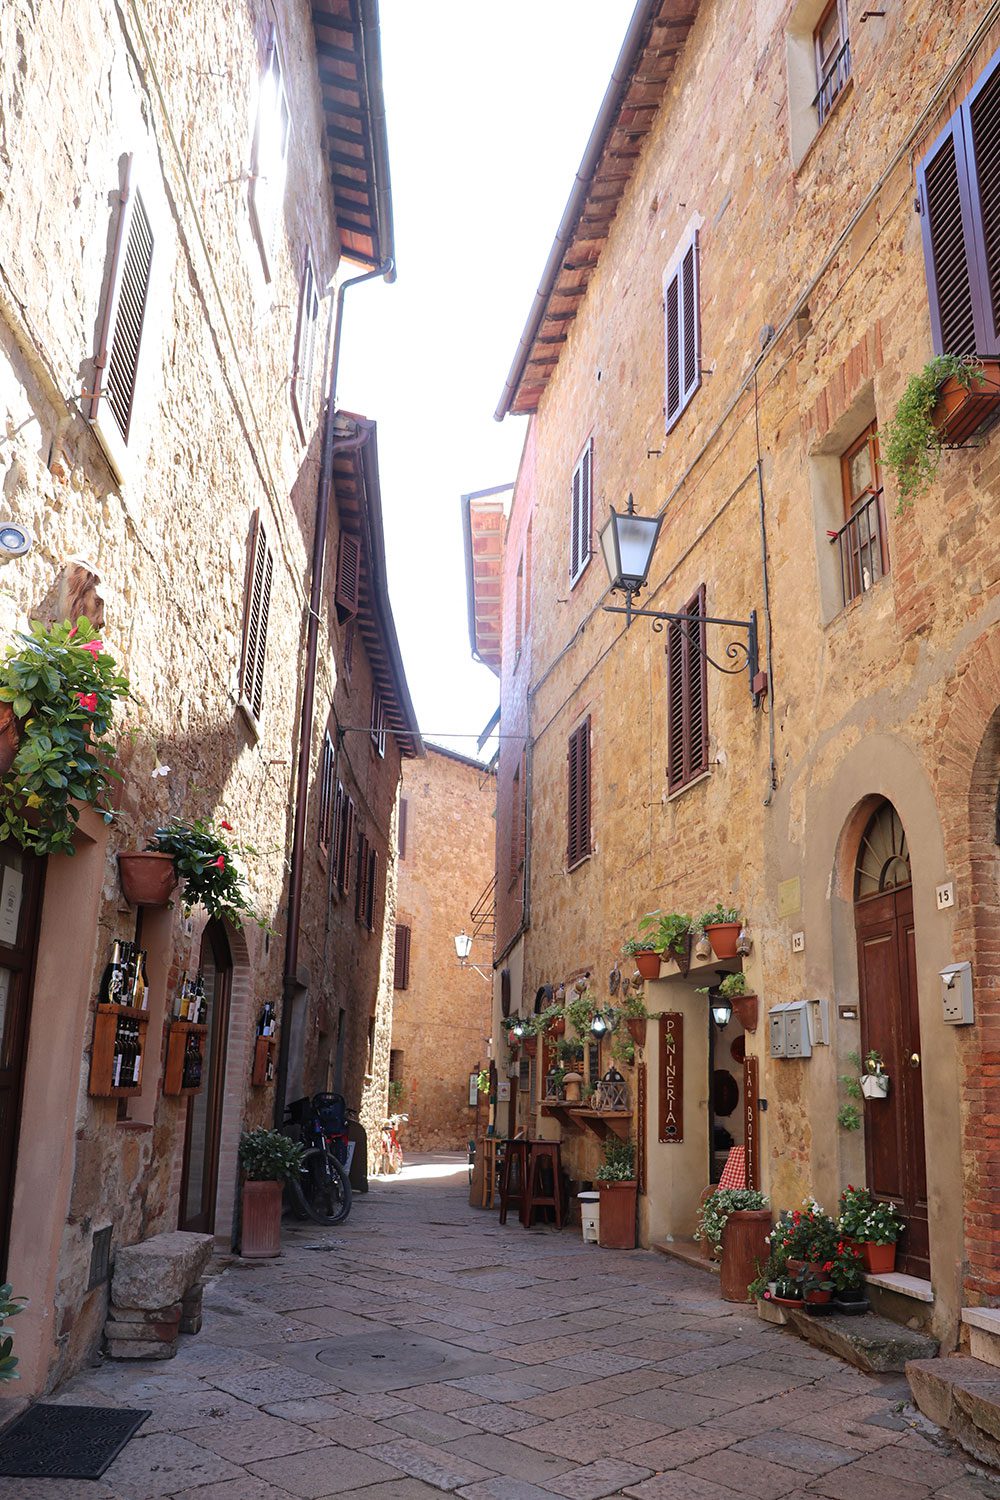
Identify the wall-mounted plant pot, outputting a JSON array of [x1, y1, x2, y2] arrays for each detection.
[[860, 1074, 889, 1100], [522, 1036, 537, 1059], [932, 358, 1000, 446], [705, 923, 740, 960], [634, 950, 661, 981], [0, 703, 20, 776], [662, 935, 692, 976], [117, 851, 178, 907], [626, 1017, 647, 1047], [240, 1179, 282, 1258], [733, 994, 758, 1032]]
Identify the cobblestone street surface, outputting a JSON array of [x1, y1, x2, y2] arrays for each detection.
[[7, 1158, 998, 1499]]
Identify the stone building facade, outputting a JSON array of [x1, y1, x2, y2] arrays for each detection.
[[391, 746, 495, 1152], [0, 0, 418, 1397], [472, 0, 1000, 1357]]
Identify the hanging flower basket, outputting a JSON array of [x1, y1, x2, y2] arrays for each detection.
[[118, 851, 178, 907], [861, 1073, 889, 1100], [626, 1017, 647, 1046], [733, 994, 759, 1033], [932, 357, 1000, 446]]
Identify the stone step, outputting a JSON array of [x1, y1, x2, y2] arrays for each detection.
[[907, 1355, 1000, 1469], [788, 1307, 938, 1372], [651, 1238, 719, 1274]]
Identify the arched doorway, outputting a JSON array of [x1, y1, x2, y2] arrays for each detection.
[[179, 921, 232, 1234], [0, 844, 45, 1276], [854, 800, 929, 1276]]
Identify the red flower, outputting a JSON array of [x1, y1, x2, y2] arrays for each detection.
[[79, 640, 102, 658], [219, 821, 233, 831], [76, 692, 97, 713], [214, 855, 226, 870]]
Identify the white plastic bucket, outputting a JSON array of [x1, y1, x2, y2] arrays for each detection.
[[578, 1190, 600, 1244]]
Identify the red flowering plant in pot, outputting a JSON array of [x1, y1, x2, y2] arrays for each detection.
[[147, 817, 259, 924], [771, 1200, 840, 1279]]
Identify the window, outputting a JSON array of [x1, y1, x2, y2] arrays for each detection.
[[918, 52, 1000, 359], [318, 731, 336, 851], [389, 1048, 402, 1081], [249, 30, 291, 280], [509, 755, 525, 887], [394, 925, 411, 989], [664, 229, 700, 431], [291, 250, 320, 441], [334, 783, 355, 895], [832, 422, 888, 607], [371, 692, 386, 758], [567, 718, 591, 870], [515, 553, 524, 656], [239, 510, 274, 728], [398, 797, 408, 859], [335, 531, 361, 623], [355, 833, 377, 929], [813, 0, 850, 126], [570, 439, 592, 585], [666, 586, 708, 793], [89, 155, 155, 481]]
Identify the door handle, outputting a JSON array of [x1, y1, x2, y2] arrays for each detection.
[[909, 1052, 920, 1068]]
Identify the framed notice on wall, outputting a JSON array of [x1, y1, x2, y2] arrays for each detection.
[[658, 1013, 683, 1143]]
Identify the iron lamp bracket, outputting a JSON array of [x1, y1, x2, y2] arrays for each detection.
[[603, 587, 764, 705]]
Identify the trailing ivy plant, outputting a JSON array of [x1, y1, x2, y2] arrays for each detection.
[[611, 1033, 636, 1067], [0, 619, 131, 855], [882, 355, 986, 506], [149, 817, 258, 924], [695, 1187, 769, 1252]]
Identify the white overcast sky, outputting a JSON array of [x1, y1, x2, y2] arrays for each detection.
[[337, 1, 635, 757]]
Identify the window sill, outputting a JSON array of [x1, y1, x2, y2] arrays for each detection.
[[824, 570, 890, 630], [794, 75, 854, 178], [667, 768, 711, 803], [567, 851, 592, 873]]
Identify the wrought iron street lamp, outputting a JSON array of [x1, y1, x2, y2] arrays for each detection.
[[589, 1010, 610, 1038], [599, 496, 764, 704], [711, 995, 733, 1030], [454, 931, 473, 961]]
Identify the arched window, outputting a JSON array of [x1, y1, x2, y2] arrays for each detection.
[[855, 800, 911, 900]]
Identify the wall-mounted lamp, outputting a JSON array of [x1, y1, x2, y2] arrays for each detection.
[[590, 1011, 609, 1038], [598, 496, 764, 704], [711, 997, 733, 1030], [454, 930, 490, 981]]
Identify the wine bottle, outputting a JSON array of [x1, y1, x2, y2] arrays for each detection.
[[121, 943, 137, 1007], [131, 1022, 142, 1087], [112, 1022, 124, 1088], [131, 948, 147, 1011], [103, 940, 126, 1005], [194, 971, 207, 1026]]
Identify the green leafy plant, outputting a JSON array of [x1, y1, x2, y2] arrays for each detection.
[[611, 1033, 636, 1067], [595, 1138, 635, 1182], [841, 1054, 864, 1100], [635, 910, 692, 957], [863, 1049, 886, 1075], [696, 904, 740, 929], [882, 355, 986, 505], [837, 1104, 862, 1131], [555, 1036, 584, 1064], [830, 1241, 864, 1293], [149, 817, 258, 924], [622, 934, 655, 957], [388, 1078, 405, 1109], [564, 990, 600, 1038], [838, 1185, 902, 1244], [238, 1128, 305, 1182], [698, 971, 748, 998], [695, 1188, 769, 1254], [0, 1284, 26, 1381], [748, 1244, 789, 1302], [621, 992, 648, 1020], [0, 619, 131, 855]]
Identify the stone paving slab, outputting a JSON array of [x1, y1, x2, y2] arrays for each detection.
[[26, 1155, 998, 1499]]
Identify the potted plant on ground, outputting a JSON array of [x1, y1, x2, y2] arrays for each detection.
[[147, 818, 259, 924], [769, 1275, 803, 1308], [749, 1242, 790, 1309], [830, 1240, 868, 1314], [858, 1049, 889, 1100], [696, 905, 742, 960], [838, 1185, 902, 1273], [0, 619, 131, 856], [696, 1188, 771, 1301], [795, 1261, 835, 1307], [621, 992, 648, 1046], [238, 1128, 305, 1258], [883, 355, 999, 505], [596, 1139, 637, 1249], [771, 1201, 840, 1281]]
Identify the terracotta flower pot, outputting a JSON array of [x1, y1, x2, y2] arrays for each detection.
[[523, 1036, 537, 1059], [803, 1284, 832, 1305], [0, 703, 20, 776], [241, 1178, 282, 1258], [634, 950, 661, 981], [732, 994, 758, 1032], [720, 1208, 772, 1303], [625, 1017, 647, 1046], [597, 1180, 637, 1249], [860, 1240, 896, 1274], [705, 922, 740, 960], [118, 851, 179, 907], [932, 358, 1000, 445]]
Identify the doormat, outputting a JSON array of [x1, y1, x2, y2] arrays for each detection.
[[0, 1403, 150, 1478]]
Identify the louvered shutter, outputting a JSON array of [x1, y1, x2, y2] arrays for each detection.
[[965, 56, 1000, 355], [318, 732, 336, 850], [240, 512, 274, 725], [335, 532, 361, 622], [338, 795, 355, 895], [664, 229, 701, 431], [90, 155, 155, 476], [500, 967, 512, 1017], [666, 585, 708, 792], [569, 440, 592, 584], [366, 848, 378, 931], [567, 729, 580, 867], [394, 924, 411, 989], [291, 251, 320, 440], [398, 797, 408, 859], [567, 718, 591, 869], [570, 465, 581, 581], [355, 834, 368, 921], [331, 781, 344, 875], [919, 121, 978, 357]]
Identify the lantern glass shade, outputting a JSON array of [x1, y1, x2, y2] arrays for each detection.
[[711, 998, 733, 1029], [454, 931, 473, 960], [590, 1012, 608, 1037], [599, 505, 663, 592], [512, 1020, 527, 1039]]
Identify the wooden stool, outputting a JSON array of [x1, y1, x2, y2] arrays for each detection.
[[498, 1138, 529, 1225], [523, 1140, 563, 1229]]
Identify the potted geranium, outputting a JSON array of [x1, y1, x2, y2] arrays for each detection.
[[696, 905, 741, 960], [772, 1201, 840, 1279], [238, 1128, 305, 1258], [147, 817, 258, 924], [596, 1139, 637, 1249], [0, 619, 131, 856], [838, 1185, 902, 1273], [696, 1188, 771, 1302], [830, 1240, 868, 1314]]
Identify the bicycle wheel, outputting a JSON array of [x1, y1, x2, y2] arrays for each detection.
[[289, 1147, 352, 1225]]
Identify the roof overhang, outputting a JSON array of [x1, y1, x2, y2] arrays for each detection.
[[461, 485, 512, 675], [333, 414, 422, 757], [495, 0, 701, 419], [311, 0, 396, 278]]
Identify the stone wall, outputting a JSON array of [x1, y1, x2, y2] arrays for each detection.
[[392, 748, 495, 1152]]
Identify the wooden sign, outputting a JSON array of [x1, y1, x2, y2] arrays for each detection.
[[658, 1013, 683, 1143], [637, 1062, 647, 1194], [744, 1055, 759, 1189]]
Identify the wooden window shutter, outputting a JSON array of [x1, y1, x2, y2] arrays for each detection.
[[331, 780, 344, 876], [918, 121, 979, 357], [355, 834, 369, 921], [666, 585, 708, 792], [567, 718, 591, 870], [240, 511, 274, 725], [965, 55, 1000, 355], [335, 532, 361, 622], [398, 797, 408, 859], [394, 924, 411, 989], [318, 732, 336, 850], [664, 229, 701, 431], [681, 238, 700, 403], [338, 794, 355, 895], [570, 440, 592, 584], [90, 155, 155, 474], [291, 251, 320, 440], [500, 967, 512, 1017], [366, 848, 378, 931]]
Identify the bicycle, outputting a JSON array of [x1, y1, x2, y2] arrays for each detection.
[[283, 1093, 352, 1225], [379, 1112, 406, 1174]]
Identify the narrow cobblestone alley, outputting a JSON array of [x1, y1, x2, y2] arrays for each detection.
[[9, 1159, 997, 1500]]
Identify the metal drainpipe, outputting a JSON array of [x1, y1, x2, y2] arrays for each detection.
[[274, 259, 393, 1127]]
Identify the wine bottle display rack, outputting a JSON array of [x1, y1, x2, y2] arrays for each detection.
[[163, 1021, 208, 1097], [89, 1004, 150, 1098], [252, 1035, 275, 1087]]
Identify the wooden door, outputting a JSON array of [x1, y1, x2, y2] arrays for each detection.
[[179, 922, 232, 1234], [855, 815, 929, 1277], [0, 844, 44, 1277]]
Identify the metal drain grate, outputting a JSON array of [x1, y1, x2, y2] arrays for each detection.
[[0, 1404, 150, 1478]]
